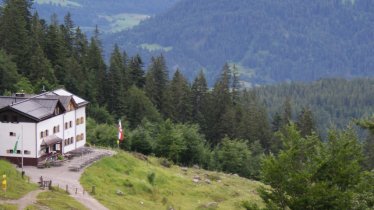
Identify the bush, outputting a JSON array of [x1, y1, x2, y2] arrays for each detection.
[[147, 172, 156, 186]]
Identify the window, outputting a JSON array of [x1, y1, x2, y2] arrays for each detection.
[[11, 115, 18, 123], [64, 139, 67, 145], [6, 150, 13, 154], [24, 150, 31, 155], [69, 121, 72, 128], [40, 131, 44, 138], [53, 125, 60, 134], [16, 150, 21, 154], [9, 132, 16, 136], [65, 122, 68, 129], [81, 117, 84, 124], [54, 107, 60, 115], [45, 130, 49, 136], [76, 118, 80, 125]]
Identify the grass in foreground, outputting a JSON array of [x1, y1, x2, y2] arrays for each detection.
[[34, 188, 88, 210], [81, 151, 264, 210], [0, 204, 17, 210], [0, 160, 37, 199]]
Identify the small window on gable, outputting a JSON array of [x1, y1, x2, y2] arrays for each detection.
[[6, 149, 13, 154], [16, 150, 21, 154], [11, 115, 18, 123], [9, 132, 16, 136], [24, 150, 31, 155], [54, 107, 60, 115]]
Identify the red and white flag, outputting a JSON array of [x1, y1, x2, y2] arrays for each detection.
[[118, 120, 124, 141]]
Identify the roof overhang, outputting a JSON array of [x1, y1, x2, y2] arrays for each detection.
[[41, 135, 63, 147]]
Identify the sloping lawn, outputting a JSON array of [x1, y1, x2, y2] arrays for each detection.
[[0, 160, 37, 200], [81, 151, 264, 210]]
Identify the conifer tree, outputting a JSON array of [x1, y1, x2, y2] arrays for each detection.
[[145, 55, 169, 115], [0, 50, 19, 94], [296, 106, 316, 137], [107, 45, 126, 117], [205, 63, 232, 144], [0, 0, 32, 75], [86, 29, 106, 104], [128, 54, 145, 88], [169, 69, 192, 123], [191, 70, 209, 131]]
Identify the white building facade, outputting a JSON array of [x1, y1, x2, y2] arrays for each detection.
[[0, 89, 88, 166]]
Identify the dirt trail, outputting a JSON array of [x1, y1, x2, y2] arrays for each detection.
[[0, 189, 43, 210], [18, 148, 115, 210]]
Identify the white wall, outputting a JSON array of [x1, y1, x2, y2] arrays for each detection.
[[75, 107, 86, 148], [36, 115, 63, 157], [0, 122, 36, 158]]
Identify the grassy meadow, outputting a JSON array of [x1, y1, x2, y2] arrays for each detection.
[[0, 160, 37, 200], [81, 151, 264, 210]]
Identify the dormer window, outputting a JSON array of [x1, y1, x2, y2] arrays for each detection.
[[54, 107, 60, 115]]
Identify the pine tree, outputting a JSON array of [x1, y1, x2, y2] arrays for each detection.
[[0, 50, 19, 94], [205, 63, 232, 144], [282, 97, 292, 125], [145, 55, 169, 115], [191, 70, 208, 132], [106, 45, 126, 117], [0, 0, 32, 75], [296, 106, 316, 137], [128, 54, 145, 88], [169, 69, 192, 123]]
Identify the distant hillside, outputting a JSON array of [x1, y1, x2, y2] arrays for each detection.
[[33, 0, 180, 34], [110, 0, 374, 85], [254, 78, 374, 136], [81, 151, 265, 209]]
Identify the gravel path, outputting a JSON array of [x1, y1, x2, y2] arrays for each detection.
[[0, 189, 43, 210], [19, 148, 116, 210]]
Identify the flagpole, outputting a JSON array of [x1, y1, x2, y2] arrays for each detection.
[[21, 125, 24, 177]]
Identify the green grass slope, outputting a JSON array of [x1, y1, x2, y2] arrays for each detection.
[[0, 160, 37, 200], [81, 151, 264, 210]]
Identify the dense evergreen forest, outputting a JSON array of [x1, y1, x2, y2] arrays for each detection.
[[113, 0, 374, 85], [1, 1, 373, 209]]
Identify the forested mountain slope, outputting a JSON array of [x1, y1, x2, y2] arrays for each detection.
[[33, 0, 180, 34], [255, 78, 374, 135], [111, 0, 374, 85]]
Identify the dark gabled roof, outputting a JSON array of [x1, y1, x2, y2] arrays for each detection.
[[0, 88, 88, 122]]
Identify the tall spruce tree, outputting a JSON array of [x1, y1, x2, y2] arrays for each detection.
[[205, 63, 232, 144], [169, 69, 192, 123], [0, 50, 19, 94], [128, 54, 145, 88], [86, 30, 106, 104], [145, 55, 169, 115], [296, 106, 316, 137], [0, 0, 32, 75], [107, 45, 126, 117], [191, 70, 209, 132]]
